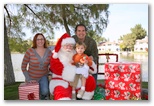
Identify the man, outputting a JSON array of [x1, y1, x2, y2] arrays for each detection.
[[49, 33, 96, 100], [72, 23, 99, 83]]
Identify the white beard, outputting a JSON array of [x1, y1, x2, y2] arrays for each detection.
[[58, 47, 76, 82], [58, 47, 76, 66]]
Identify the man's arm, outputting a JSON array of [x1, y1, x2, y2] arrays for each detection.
[[91, 40, 98, 64]]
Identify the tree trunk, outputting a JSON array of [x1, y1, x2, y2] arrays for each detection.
[[4, 17, 15, 86]]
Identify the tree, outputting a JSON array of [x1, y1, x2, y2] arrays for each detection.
[[46, 4, 110, 36], [122, 33, 136, 51], [4, 4, 110, 85], [88, 30, 107, 44], [131, 24, 147, 39], [120, 24, 147, 51], [5, 4, 109, 38], [9, 37, 31, 53], [4, 16, 15, 85]]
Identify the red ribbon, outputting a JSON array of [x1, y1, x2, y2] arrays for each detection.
[[27, 92, 35, 100]]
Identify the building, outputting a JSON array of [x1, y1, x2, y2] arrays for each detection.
[[134, 36, 148, 52], [97, 41, 120, 53]]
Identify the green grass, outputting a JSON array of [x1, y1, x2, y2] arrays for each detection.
[[4, 82, 21, 100], [142, 82, 148, 88], [4, 81, 148, 100]]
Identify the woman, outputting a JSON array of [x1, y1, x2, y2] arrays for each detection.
[[21, 33, 52, 100]]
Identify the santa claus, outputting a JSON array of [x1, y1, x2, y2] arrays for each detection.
[[49, 33, 97, 100]]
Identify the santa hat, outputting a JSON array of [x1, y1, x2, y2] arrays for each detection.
[[52, 33, 76, 58]]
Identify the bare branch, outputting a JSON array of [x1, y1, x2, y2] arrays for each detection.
[[24, 4, 49, 27], [24, 4, 42, 21], [4, 5, 11, 34]]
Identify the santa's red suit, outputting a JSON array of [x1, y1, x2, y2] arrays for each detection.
[[49, 33, 97, 100]]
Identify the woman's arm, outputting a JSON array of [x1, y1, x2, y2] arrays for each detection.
[[21, 49, 31, 82]]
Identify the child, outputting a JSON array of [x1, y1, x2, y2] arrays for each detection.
[[72, 42, 92, 99]]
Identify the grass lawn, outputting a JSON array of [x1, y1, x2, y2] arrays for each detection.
[[4, 82, 21, 100], [4, 81, 148, 100]]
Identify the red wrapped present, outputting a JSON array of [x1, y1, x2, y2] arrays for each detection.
[[105, 62, 142, 100], [18, 82, 39, 100]]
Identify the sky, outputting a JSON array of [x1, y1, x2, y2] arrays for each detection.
[[1, 0, 153, 106], [102, 4, 148, 41], [52, 4, 148, 41]]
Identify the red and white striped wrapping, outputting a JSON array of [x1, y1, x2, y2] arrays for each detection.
[[18, 82, 39, 100], [105, 62, 142, 100]]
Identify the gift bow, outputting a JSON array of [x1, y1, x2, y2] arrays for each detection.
[[27, 92, 35, 100]]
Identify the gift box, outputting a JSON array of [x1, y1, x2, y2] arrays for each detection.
[[93, 85, 105, 100], [105, 62, 142, 100], [18, 82, 39, 100]]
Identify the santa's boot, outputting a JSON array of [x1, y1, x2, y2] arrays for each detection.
[[54, 86, 72, 100]]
